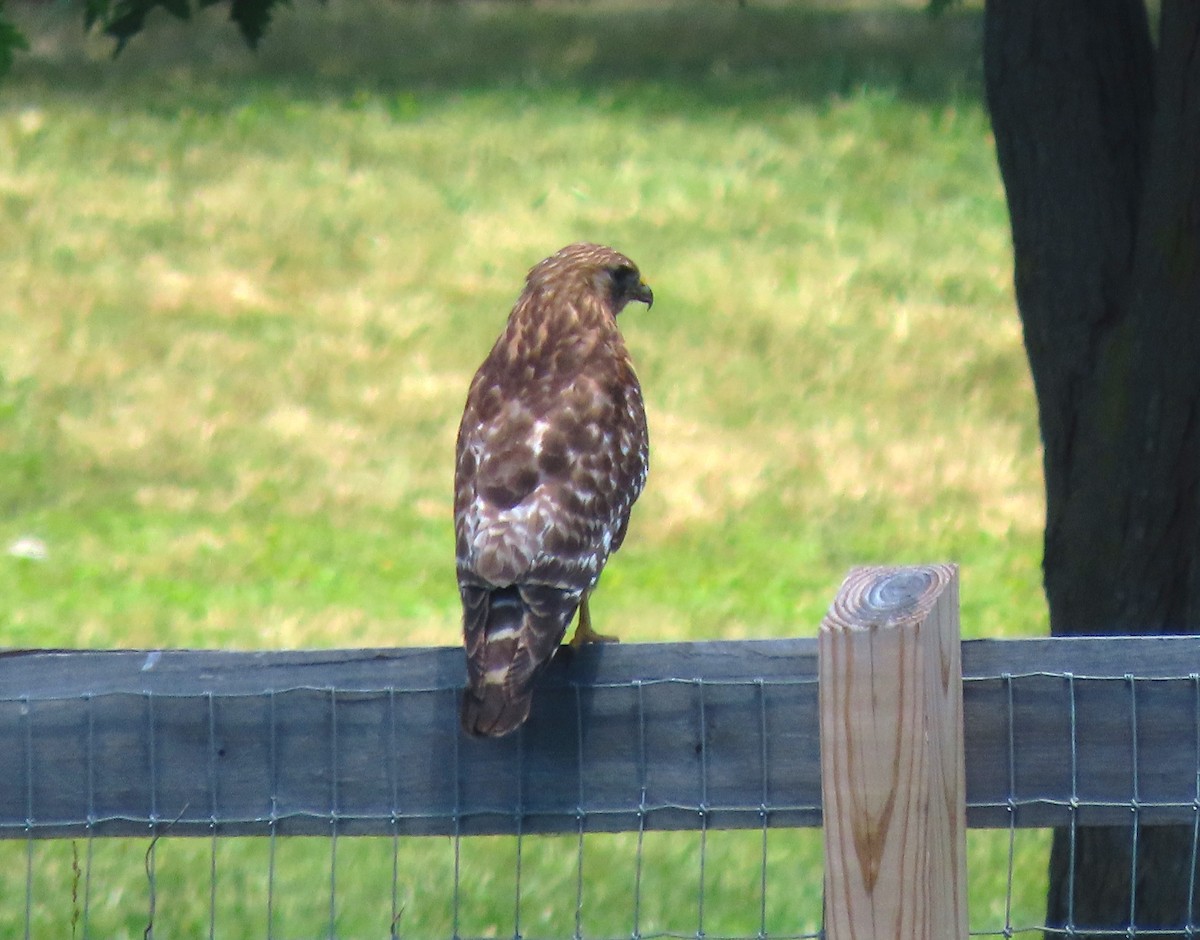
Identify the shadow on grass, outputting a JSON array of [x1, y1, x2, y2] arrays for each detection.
[[9, 0, 983, 110]]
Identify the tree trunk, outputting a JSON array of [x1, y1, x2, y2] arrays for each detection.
[[984, 0, 1200, 935]]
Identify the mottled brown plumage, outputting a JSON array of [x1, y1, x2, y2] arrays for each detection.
[[455, 243, 653, 737]]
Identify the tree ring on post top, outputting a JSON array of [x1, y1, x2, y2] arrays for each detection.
[[866, 568, 934, 611], [822, 564, 956, 633]]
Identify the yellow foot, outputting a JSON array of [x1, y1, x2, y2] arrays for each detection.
[[571, 625, 620, 645], [569, 595, 620, 647]]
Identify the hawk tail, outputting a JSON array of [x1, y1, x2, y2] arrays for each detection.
[[460, 583, 575, 738], [461, 586, 536, 738], [460, 681, 533, 739]]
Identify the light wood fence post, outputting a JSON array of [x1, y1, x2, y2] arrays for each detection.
[[819, 564, 967, 939]]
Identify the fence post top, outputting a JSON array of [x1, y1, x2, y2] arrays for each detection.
[[821, 564, 959, 634]]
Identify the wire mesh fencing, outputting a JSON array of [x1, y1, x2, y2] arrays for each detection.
[[2, 635, 1200, 938], [962, 639, 1200, 939], [0, 643, 825, 940], [2, 826, 829, 939]]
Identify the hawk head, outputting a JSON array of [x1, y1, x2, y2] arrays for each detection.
[[524, 243, 653, 318]]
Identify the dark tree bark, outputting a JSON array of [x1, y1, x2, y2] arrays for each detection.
[[984, 1, 1200, 935]]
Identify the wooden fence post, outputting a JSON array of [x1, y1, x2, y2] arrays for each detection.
[[819, 564, 967, 939]]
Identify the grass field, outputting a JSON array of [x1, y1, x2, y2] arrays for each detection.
[[1, 1, 1050, 936]]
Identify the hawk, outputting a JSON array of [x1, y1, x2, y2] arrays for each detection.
[[455, 243, 653, 738]]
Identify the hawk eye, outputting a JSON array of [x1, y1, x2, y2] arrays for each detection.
[[612, 265, 638, 293]]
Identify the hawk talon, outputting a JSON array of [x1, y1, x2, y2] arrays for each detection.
[[570, 625, 620, 646], [570, 596, 621, 647]]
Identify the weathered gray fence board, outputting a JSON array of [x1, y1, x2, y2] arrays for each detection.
[[1, 636, 1198, 839]]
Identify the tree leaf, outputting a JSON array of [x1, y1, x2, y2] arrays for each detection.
[[82, 0, 293, 55], [0, 2, 29, 81], [84, 0, 111, 32], [228, 0, 290, 49], [160, 0, 194, 20]]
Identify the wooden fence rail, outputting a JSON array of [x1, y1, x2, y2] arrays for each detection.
[[1, 602, 1198, 839]]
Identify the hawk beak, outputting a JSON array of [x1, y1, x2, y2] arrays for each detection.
[[635, 281, 654, 309]]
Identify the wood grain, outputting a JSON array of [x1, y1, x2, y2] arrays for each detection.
[[819, 565, 967, 940]]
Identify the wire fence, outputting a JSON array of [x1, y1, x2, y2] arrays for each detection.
[[6, 827, 828, 938], [965, 663, 1200, 939], [2, 635, 1200, 938]]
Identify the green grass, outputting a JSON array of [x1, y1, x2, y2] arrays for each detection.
[[0, 0, 1050, 936]]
